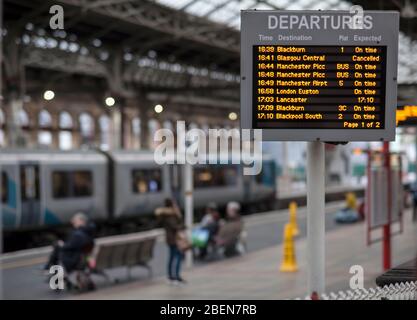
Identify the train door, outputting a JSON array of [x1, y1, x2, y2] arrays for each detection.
[[243, 165, 252, 202], [19, 163, 41, 227], [169, 164, 182, 206]]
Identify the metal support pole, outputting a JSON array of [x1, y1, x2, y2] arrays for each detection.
[[0, 0, 4, 300], [184, 161, 193, 268], [307, 141, 325, 296], [414, 135, 417, 222], [139, 102, 149, 149], [120, 102, 126, 149], [383, 141, 391, 270], [281, 142, 291, 192], [0, 161, 2, 299]]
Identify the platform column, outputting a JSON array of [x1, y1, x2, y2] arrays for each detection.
[[184, 160, 193, 268], [111, 107, 121, 149], [383, 141, 391, 270], [307, 141, 326, 296]]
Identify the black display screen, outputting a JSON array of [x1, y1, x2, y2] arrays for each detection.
[[252, 45, 387, 130]]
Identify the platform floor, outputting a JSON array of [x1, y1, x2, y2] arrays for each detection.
[[74, 211, 417, 300], [1, 201, 345, 299]]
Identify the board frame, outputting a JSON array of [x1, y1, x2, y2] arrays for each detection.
[[240, 10, 399, 141]]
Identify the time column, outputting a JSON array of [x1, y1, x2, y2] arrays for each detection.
[[256, 46, 276, 121]]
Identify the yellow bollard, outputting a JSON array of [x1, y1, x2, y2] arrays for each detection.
[[346, 192, 357, 210], [289, 201, 300, 236], [280, 223, 298, 272]]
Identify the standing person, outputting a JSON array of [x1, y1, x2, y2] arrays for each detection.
[[155, 198, 187, 284]]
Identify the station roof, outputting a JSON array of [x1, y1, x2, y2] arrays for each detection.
[[156, 0, 352, 29], [155, 0, 417, 84], [3, 0, 417, 106]]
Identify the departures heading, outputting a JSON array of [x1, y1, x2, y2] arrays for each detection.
[[253, 45, 386, 130]]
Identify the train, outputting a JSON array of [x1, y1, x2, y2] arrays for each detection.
[[0, 149, 277, 236]]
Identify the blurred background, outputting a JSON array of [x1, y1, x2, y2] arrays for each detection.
[[1, 0, 417, 300]]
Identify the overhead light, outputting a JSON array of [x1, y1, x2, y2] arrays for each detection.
[[228, 112, 238, 121], [353, 148, 363, 155], [43, 90, 55, 101], [105, 97, 115, 107], [154, 104, 164, 113]]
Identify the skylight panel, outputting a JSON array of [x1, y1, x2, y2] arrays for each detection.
[[186, 0, 217, 17], [156, 0, 192, 10]]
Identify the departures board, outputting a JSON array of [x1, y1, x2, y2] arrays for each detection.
[[241, 11, 399, 141]]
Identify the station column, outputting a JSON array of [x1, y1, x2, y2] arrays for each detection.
[[307, 141, 326, 295], [139, 100, 150, 149], [4, 36, 26, 147]]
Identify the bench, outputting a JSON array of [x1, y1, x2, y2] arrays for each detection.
[[376, 258, 417, 287], [90, 229, 161, 282]]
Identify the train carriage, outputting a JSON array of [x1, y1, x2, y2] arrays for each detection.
[[0, 150, 107, 231], [1, 149, 277, 234]]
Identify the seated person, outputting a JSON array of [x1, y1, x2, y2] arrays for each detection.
[[197, 202, 221, 259], [44, 212, 96, 274], [216, 201, 244, 257]]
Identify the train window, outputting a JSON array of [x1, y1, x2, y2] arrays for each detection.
[[194, 166, 238, 188], [73, 171, 93, 197], [132, 169, 162, 193], [52, 170, 93, 198], [1, 172, 7, 203], [52, 172, 70, 198], [222, 166, 238, 186], [194, 167, 214, 188]]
